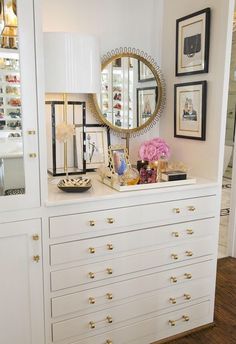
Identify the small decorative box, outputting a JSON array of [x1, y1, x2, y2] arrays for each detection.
[[161, 170, 187, 182]]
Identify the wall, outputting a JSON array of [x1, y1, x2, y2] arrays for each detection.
[[160, 0, 234, 182]]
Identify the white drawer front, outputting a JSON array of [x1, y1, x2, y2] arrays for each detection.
[[52, 260, 213, 317], [52, 293, 211, 342], [51, 237, 214, 291], [50, 218, 215, 266], [49, 195, 216, 239]]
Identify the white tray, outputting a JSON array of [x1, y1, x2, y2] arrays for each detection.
[[102, 177, 196, 192]]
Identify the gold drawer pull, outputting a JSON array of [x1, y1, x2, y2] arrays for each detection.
[[88, 272, 95, 279], [27, 130, 36, 135], [188, 206, 196, 212], [184, 293, 191, 300], [106, 315, 113, 323], [32, 234, 39, 241], [88, 297, 95, 304], [89, 315, 113, 329], [171, 253, 179, 260], [106, 293, 113, 300], [89, 220, 95, 227], [169, 315, 190, 327], [186, 228, 194, 235], [173, 208, 180, 214], [184, 273, 192, 279], [106, 340, 113, 344], [107, 268, 113, 275], [185, 251, 193, 257], [89, 247, 95, 254], [107, 243, 114, 250], [107, 218, 115, 224], [33, 255, 40, 263], [170, 276, 177, 283], [169, 297, 177, 304], [29, 153, 37, 158], [89, 321, 96, 329], [172, 232, 179, 237]]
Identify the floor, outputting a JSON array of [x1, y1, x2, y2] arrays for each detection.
[[154, 257, 236, 344]]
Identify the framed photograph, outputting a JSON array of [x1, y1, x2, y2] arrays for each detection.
[[137, 87, 158, 126], [176, 8, 210, 76], [174, 81, 207, 140], [76, 124, 110, 170], [138, 61, 155, 82], [108, 145, 130, 176]]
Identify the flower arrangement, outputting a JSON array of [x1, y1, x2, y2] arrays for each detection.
[[139, 137, 170, 162]]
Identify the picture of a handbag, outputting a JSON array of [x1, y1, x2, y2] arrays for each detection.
[[184, 34, 201, 58]]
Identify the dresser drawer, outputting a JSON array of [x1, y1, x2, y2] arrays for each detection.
[[50, 218, 215, 266], [49, 195, 216, 239], [51, 237, 214, 291], [52, 259, 213, 317], [52, 294, 211, 342]]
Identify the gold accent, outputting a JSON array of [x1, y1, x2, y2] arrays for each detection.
[[106, 340, 113, 344], [185, 251, 193, 257], [172, 232, 179, 238], [169, 297, 177, 304], [188, 206, 196, 212], [89, 247, 96, 254], [184, 294, 191, 300], [89, 321, 95, 329], [107, 218, 115, 224], [184, 273, 192, 280], [106, 293, 113, 300], [88, 272, 95, 279], [63, 93, 68, 175], [89, 220, 95, 227], [171, 253, 179, 260], [27, 130, 36, 135], [169, 319, 176, 327], [107, 244, 114, 251], [170, 276, 177, 283], [168, 315, 190, 327], [32, 234, 39, 241], [33, 255, 40, 263], [186, 228, 194, 235], [173, 208, 181, 214], [106, 315, 113, 323], [89, 297, 96, 304], [107, 268, 113, 275], [29, 153, 37, 158], [108, 145, 131, 175], [183, 315, 190, 322]]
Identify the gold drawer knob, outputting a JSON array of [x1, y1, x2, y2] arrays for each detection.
[[33, 255, 40, 263], [107, 268, 113, 275], [169, 319, 176, 327], [183, 315, 190, 322], [171, 253, 179, 260], [186, 228, 194, 235], [27, 130, 36, 135], [89, 247, 95, 254], [169, 297, 177, 304], [32, 234, 39, 241], [107, 243, 114, 251], [88, 272, 95, 279], [188, 206, 196, 212], [170, 276, 177, 283], [29, 153, 37, 158], [89, 220, 95, 227], [106, 315, 113, 323], [106, 340, 113, 344], [184, 273, 192, 280], [173, 208, 180, 214], [89, 297, 96, 304], [185, 251, 193, 257], [107, 218, 114, 224], [184, 293, 191, 300], [106, 293, 113, 300], [89, 321, 96, 329], [172, 232, 179, 237]]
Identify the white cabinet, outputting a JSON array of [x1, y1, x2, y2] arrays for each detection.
[[0, 219, 44, 344]]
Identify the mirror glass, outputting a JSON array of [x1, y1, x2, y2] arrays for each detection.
[[0, 0, 25, 196], [94, 54, 163, 133]]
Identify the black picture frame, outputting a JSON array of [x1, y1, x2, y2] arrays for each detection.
[[137, 86, 158, 126], [138, 60, 155, 82], [174, 81, 207, 140], [176, 8, 211, 76]]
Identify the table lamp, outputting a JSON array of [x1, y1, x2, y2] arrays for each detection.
[[43, 32, 100, 176]]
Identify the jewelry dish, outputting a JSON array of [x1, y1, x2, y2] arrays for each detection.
[[57, 177, 92, 192]]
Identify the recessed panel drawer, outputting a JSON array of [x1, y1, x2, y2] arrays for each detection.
[[51, 259, 213, 317], [50, 237, 214, 291], [50, 218, 215, 266], [49, 195, 216, 239]]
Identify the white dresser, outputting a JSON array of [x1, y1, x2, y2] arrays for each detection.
[[45, 177, 219, 344]]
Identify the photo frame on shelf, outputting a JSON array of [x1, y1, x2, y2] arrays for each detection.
[[138, 60, 155, 82], [76, 124, 110, 171], [174, 81, 207, 140], [137, 86, 158, 126], [176, 7, 210, 76], [108, 145, 130, 176]]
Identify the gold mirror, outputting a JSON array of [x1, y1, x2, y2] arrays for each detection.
[[90, 48, 165, 135]]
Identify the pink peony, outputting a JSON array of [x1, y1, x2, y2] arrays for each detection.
[[139, 137, 170, 161]]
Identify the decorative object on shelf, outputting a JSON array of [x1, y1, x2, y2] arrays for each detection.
[[161, 170, 187, 182], [174, 81, 207, 140], [137, 86, 158, 126], [138, 60, 155, 82], [0, 0, 18, 49], [44, 32, 100, 176], [139, 137, 170, 162], [108, 145, 130, 176], [122, 167, 140, 186], [137, 160, 148, 172], [176, 8, 210, 76], [57, 177, 92, 193]]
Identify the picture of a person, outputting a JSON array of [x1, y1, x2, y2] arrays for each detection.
[[113, 150, 127, 175], [183, 97, 197, 121]]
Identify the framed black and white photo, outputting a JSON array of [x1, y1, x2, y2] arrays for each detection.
[[137, 86, 158, 126], [176, 8, 210, 76], [174, 81, 207, 140], [138, 61, 155, 82]]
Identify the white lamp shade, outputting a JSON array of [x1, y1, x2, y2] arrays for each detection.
[[43, 32, 101, 94]]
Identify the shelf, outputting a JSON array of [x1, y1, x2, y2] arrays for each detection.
[[0, 48, 19, 59]]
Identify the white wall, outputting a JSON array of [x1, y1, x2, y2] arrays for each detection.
[[160, 0, 234, 182]]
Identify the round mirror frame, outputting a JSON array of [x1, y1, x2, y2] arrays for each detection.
[[89, 47, 166, 136]]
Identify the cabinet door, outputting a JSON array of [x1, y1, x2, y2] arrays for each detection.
[[0, 219, 44, 344], [0, 0, 40, 211]]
